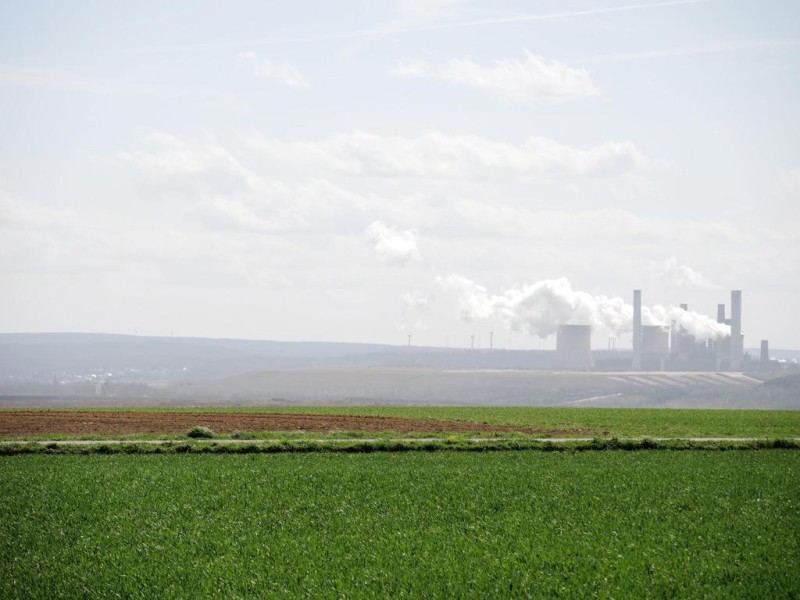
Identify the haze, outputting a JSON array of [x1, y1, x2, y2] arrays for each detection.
[[1, 0, 798, 350]]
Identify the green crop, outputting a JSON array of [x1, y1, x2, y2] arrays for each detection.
[[1, 451, 798, 598], [250, 406, 800, 438]]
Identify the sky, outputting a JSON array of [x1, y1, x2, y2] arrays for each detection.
[[1, 0, 799, 350]]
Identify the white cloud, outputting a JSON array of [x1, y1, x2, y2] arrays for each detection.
[[187, 197, 286, 233], [110, 132, 798, 310], [136, 1, 709, 51], [391, 60, 431, 79], [653, 257, 717, 288], [0, 65, 154, 95], [365, 220, 421, 266], [421, 203, 747, 247], [237, 52, 309, 88], [780, 166, 800, 192], [0, 188, 322, 290], [121, 132, 389, 233], [392, 52, 599, 104], [120, 132, 260, 197], [0, 192, 79, 230], [402, 290, 433, 309], [187, 179, 375, 234], [243, 130, 650, 179], [122, 132, 240, 175], [575, 38, 800, 64], [393, 0, 468, 24]]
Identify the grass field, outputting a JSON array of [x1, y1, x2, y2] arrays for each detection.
[[256, 406, 800, 438], [2, 451, 798, 598]]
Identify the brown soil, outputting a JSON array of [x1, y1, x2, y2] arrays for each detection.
[[0, 410, 593, 437]]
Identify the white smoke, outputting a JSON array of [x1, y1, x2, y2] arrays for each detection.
[[653, 257, 716, 289], [439, 275, 630, 337], [644, 305, 730, 340], [440, 274, 731, 340]]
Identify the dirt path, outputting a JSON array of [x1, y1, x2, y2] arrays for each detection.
[[0, 410, 594, 437]]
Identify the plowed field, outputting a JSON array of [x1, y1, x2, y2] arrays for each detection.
[[0, 410, 595, 436]]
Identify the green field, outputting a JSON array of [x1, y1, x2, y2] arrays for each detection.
[[2, 451, 798, 598], [256, 406, 800, 438]]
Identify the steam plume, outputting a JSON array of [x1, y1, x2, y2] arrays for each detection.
[[644, 305, 729, 339], [440, 274, 730, 339]]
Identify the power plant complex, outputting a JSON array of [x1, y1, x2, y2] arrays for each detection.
[[556, 289, 755, 372]]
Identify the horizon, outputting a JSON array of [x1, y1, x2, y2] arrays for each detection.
[[2, 330, 798, 356]]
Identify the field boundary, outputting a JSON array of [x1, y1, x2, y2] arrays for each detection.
[[2, 436, 799, 455]]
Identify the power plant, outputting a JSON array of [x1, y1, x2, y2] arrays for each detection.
[[554, 289, 756, 372]]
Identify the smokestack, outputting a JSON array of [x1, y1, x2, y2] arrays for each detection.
[[717, 304, 725, 324], [680, 303, 688, 311], [632, 289, 642, 370], [730, 290, 743, 371], [760, 340, 769, 362]]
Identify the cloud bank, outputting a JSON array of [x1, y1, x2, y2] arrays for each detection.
[[244, 130, 649, 178], [393, 52, 599, 104], [237, 52, 309, 88]]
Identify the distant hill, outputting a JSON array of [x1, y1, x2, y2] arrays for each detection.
[[0, 332, 395, 383], [2, 333, 799, 410], [0, 332, 556, 384]]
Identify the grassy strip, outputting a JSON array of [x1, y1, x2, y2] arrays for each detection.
[[2, 437, 798, 456]]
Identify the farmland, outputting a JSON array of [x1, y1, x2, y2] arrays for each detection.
[[1, 406, 799, 440], [2, 451, 798, 598], [2, 407, 798, 597]]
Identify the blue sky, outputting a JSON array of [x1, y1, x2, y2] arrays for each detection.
[[1, 0, 799, 350]]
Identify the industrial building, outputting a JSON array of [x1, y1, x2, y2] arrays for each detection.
[[641, 325, 670, 371], [556, 289, 754, 373], [629, 289, 745, 372]]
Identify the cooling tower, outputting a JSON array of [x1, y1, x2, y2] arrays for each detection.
[[730, 290, 743, 371], [642, 325, 670, 371], [632, 289, 642, 370], [556, 324, 593, 370]]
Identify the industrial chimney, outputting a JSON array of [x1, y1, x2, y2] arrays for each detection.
[[632, 289, 642, 370], [729, 290, 743, 371]]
